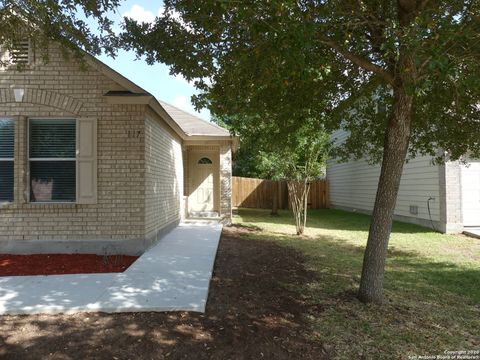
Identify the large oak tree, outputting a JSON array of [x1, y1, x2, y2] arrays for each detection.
[[120, 0, 480, 303]]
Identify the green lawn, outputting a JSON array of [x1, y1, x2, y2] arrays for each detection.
[[233, 208, 480, 360]]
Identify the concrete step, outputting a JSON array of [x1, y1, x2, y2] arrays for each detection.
[[189, 211, 220, 218]]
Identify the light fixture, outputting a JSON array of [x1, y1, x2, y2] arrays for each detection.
[[13, 88, 24, 102]]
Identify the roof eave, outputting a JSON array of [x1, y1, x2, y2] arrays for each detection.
[[84, 53, 238, 147]]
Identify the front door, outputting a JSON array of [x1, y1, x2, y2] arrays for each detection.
[[189, 154, 216, 213]]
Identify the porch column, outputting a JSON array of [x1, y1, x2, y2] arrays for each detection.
[[219, 143, 232, 223]]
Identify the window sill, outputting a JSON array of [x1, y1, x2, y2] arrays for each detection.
[[29, 202, 76, 205]]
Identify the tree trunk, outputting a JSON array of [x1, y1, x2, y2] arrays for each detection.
[[288, 180, 310, 235], [271, 181, 279, 215], [358, 86, 413, 304], [303, 181, 310, 231]]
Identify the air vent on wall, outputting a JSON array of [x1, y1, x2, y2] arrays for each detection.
[[409, 205, 419, 215], [10, 40, 30, 65], [0, 40, 30, 66]]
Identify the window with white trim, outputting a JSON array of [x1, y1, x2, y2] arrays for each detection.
[[29, 119, 76, 202], [0, 119, 14, 202]]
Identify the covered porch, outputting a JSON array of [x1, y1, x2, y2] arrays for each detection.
[[182, 141, 234, 223]]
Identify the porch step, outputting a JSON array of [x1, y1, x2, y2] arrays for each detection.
[[189, 211, 220, 218]]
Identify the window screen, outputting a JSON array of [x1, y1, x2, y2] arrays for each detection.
[[29, 119, 76, 202], [0, 119, 14, 202]]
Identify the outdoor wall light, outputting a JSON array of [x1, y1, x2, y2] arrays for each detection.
[[13, 88, 25, 102]]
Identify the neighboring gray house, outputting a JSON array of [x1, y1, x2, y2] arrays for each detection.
[[327, 129, 480, 234], [0, 41, 237, 255]]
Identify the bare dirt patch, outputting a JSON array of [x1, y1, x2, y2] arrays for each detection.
[[0, 226, 327, 360]]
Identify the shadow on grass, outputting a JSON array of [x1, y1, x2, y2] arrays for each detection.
[[245, 229, 480, 305], [245, 227, 480, 357], [235, 207, 435, 234], [1, 225, 478, 360]]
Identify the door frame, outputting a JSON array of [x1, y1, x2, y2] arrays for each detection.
[[187, 150, 220, 214]]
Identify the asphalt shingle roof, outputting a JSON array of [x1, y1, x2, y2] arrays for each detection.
[[159, 101, 230, 137]]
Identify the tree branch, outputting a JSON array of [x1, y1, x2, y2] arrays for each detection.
[[320, 37, 395, 85]]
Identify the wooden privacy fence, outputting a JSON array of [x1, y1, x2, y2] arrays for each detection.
[[232, 176, 329, 209]]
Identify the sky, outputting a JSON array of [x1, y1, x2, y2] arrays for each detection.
[[95, 1, 211, 121]]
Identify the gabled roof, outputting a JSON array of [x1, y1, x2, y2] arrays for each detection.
[[85, 54, 235, 142], [159, 101, 230, 137]]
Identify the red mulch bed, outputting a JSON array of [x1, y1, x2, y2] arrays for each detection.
[[0, 254, 139, 276]]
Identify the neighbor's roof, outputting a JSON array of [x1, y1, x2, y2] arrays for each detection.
[[159, 101, 230, 137]]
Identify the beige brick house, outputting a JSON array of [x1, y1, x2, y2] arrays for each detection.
[[0, 42, 238, 255]]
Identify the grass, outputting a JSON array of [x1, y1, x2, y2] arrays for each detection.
[[233, 208, 480, 360]]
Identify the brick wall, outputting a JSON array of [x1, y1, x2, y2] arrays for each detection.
[[0, 45, 147, 246], [0, 43, 235, 252], [439, 160, 463, 233], [144, 109, 183, 242], [219, 143, 232, 223]]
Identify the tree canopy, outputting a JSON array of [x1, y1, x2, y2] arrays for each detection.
[[1, 0, 479, 304], [0, 0, 120, 64], [120, 0, 480, 303], [121, 0, 480, 162]]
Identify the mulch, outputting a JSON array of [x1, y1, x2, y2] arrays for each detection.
[[0, 226, 329, 360], [0, 254, 139, 276]]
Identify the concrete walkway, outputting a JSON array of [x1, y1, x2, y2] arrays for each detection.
[[464, 228, 480, 239], [0, 223, 223, 315]]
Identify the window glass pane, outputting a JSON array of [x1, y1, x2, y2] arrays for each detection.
[[29, 119, 76, 158], [0, 161, 14, 202], [0, 119, 14, 158], [30, 161, 75, 202], [198, 157, 213, 164]]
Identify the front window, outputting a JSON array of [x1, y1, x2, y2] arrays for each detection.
[[0, 119, 14, 202], [29, 119, 76, 202]]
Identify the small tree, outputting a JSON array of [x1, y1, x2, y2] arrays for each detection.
[[213, 114, 328, 227], [281, 127, 328, 235], [212, 114, 290, 216]]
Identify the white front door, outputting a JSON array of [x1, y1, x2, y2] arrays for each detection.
[[462, 161, 480, 226], [189, 155, 215, 212]]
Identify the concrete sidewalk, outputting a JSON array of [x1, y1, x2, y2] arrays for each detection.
[[464, 228, 480, 239], [0, 223, 223, 315]]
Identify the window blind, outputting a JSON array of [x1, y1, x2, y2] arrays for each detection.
[[29, 119, 76, 202], [29, 119, 76, 159], [0, 119, 14, 202]]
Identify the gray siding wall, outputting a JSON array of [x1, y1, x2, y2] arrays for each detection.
[[327, 130, 442, 229]]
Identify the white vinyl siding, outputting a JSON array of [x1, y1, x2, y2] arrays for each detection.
[[327, 129, 441, 222]]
